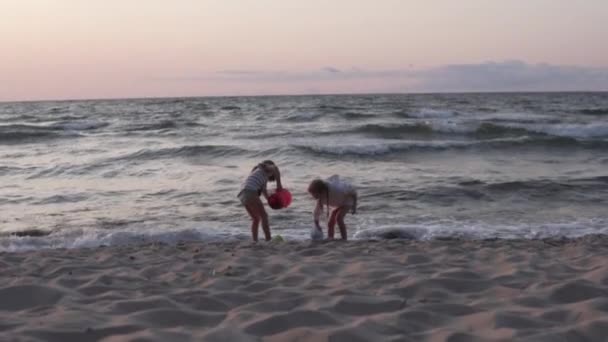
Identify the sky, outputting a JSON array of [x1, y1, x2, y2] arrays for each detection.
[[1, 0, 608, 101]]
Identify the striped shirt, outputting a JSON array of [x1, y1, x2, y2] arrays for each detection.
[[241, 167, 268, 193]]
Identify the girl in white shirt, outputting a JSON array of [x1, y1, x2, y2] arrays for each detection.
[[238, 160, 282, 242], [307, 175, 357, 240]]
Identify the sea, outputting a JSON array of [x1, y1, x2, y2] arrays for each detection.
[[1, 93, 607, 251]]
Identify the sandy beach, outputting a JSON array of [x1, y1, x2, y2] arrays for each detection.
[[2, 237, 608, 341]]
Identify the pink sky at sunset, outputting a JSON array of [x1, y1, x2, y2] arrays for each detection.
[[1, 0, 608, 101]]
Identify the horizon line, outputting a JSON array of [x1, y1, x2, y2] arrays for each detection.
[[1, 89, 607, 104]]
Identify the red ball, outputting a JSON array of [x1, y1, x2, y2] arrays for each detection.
[[276, 189, 292, 207], [268, 194, 282, 209], [267, 189, 292, 209]]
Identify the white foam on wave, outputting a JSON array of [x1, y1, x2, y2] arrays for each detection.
[[2, 217, 608, 252], [295, 137, 531, 156], [300, 143, 393, 155], [409, 108, 458, 118], [426, 119, 476, 134], [353, 218, 608, 241], [488, 121, 608, 140], [481, 112, 555, 123], [525, 122, 608, 139], [53, 121, 110, 131], [406, 109, 608, 140], [284, 109, 321, 121], [413, 116, 608, 140], [0, 225, 249, 253]]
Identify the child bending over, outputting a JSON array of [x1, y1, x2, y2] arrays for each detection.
[[307, 175, 357, 240]]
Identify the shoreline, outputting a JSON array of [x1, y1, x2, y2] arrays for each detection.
[[2, 230, 606, 254], [2, 237, 608, 341]]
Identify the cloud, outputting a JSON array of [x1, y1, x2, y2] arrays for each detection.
[[413, 60, 608, 92], [151, 61, 608, 94], [156, 67, 413, 82], [322, 67, 341, 73], [215, 70, 263, 75]]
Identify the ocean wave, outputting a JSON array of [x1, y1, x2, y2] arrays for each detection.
[[441, 176, 608, 202], [579, 108, 608, 116], [363, 176, 608, 207], [318, 104, 349, 111], [0, 166, 23, 176], [339, 111, 376, 119], [140, 98, 188, 106], [391, 109, 412, 118], [380, 108, 608, 141], [0, 195, 35, 205], [0, 227, 249, 252], [522, 122, 608, 139], [352, 123, 434, 135], [407, 108, 458, 118], [0, 119, 110, 143], [26, 164, 75, 179], [348, 120, 608, 141], [3, 219, 607, 252], [476, 176, 608, 191], [8, 114, 88, 123], [0, 124, 80, 143], [23, 144, 255, 179], [463, 121, 608, 140], [220, 106, 241, 110], [124, 120, 179, 132], [293, 135, 591, 157], [481, 112, 556, 124], [474, 122, 538, 137], [336, 121, 521, 137], [353, 219, 608, 241], [293, 135, 608, 157], [427, 120, 476, 134], [31, 193, 91, 205], [282, 110, 322, 122], [112, 144, 252, 162], [293, 140, 478, 156], [51, 120, 109, 131]]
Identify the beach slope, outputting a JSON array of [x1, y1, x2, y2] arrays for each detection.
[[2, 237, 608, 341]]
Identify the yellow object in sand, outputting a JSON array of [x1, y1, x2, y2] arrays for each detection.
[[272, 235, 284, 242]]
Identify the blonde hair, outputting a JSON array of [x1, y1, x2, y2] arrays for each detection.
[[308, 179, 330, 217]]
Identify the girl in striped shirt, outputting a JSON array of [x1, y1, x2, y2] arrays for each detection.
[[237, 160, 282, 242]]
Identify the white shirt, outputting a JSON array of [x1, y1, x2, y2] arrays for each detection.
[[313, 175, 357, 221]]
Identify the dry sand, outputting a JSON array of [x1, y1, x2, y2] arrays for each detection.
[[2, 236, 608, 341]]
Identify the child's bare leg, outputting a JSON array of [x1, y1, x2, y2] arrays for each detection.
[[328, 208, 339, 239], [337, 207, 348, 240], [260, 211, 271, 241], [245, 205, 260, 242], [251, 218, 260, 242], [250, 197, 271, 241]]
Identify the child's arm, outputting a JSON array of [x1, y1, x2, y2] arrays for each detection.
[[313, 199, 323, 230], [273, 166, 282, 190], [262, 184, 269, 200], [351, 191, 358, 215]]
